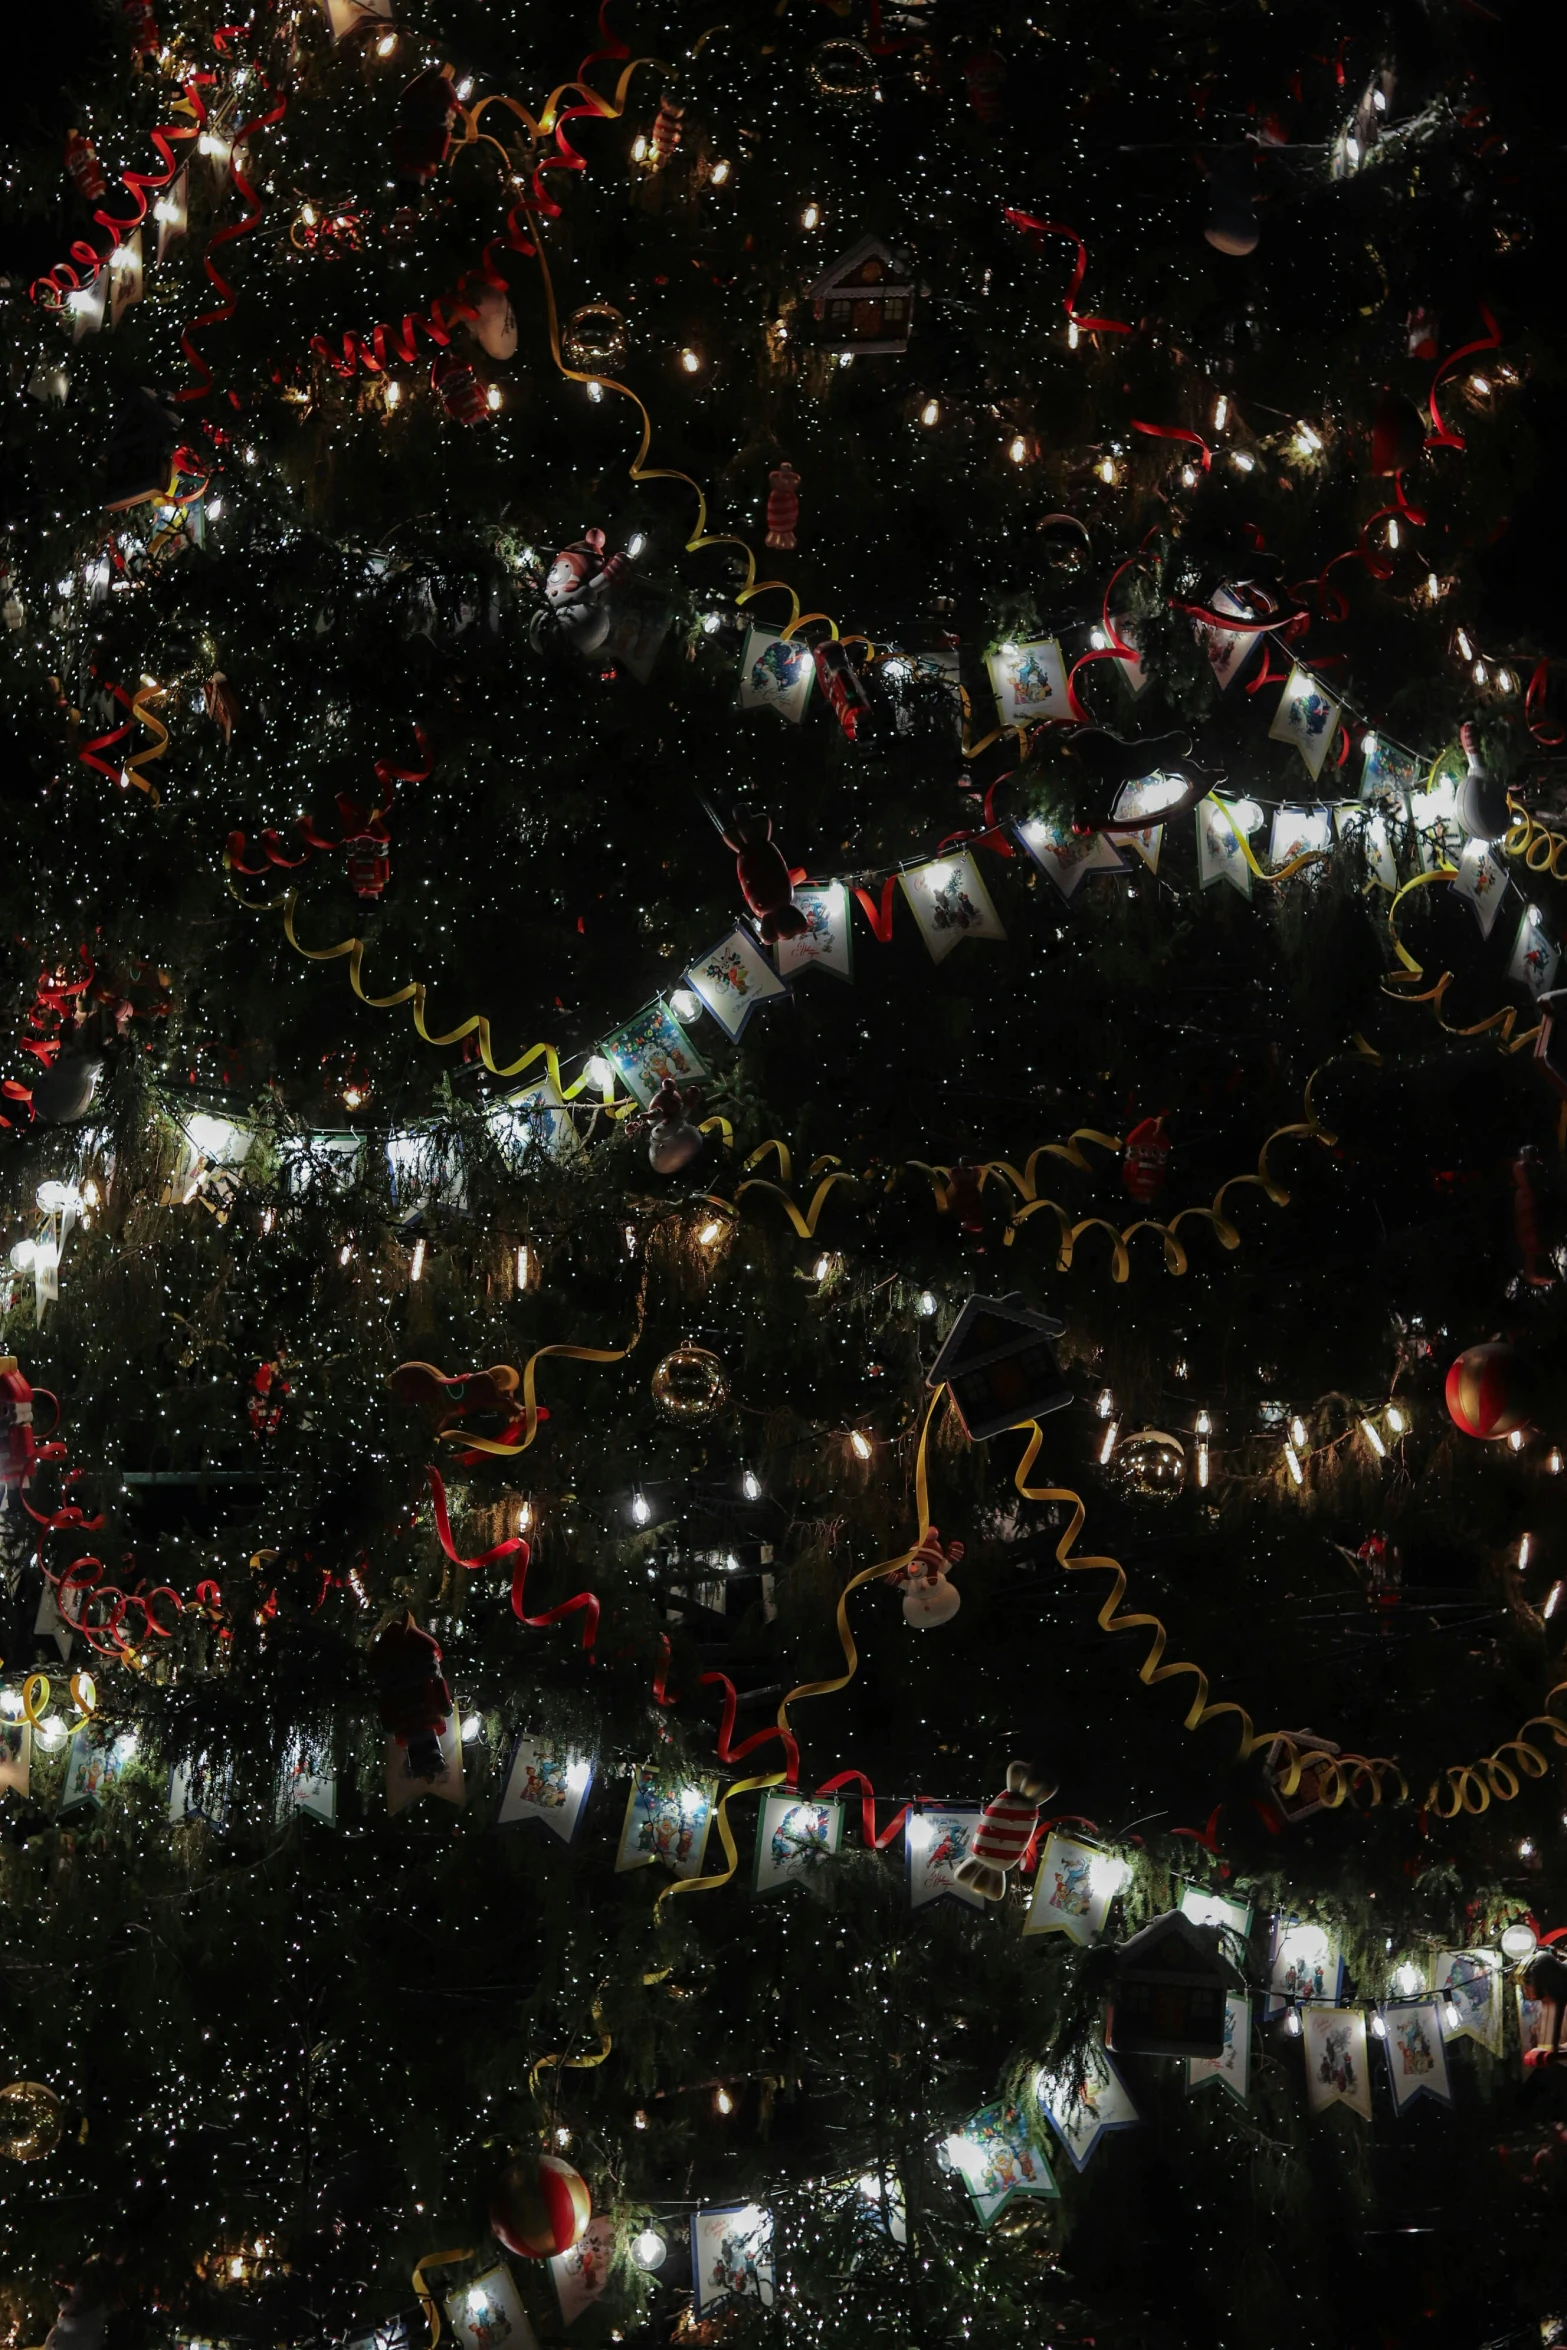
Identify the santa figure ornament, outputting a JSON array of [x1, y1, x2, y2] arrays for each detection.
[[532, 530, 628, 657], [1122, 1114, 1170, 1204], [63, 131, 107, 204], [955, 1761, 1056, 1900], [896, 1525, 963, 1627]]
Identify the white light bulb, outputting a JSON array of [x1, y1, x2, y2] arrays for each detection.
[[849, 1430, 873, 1461], [916, 1290, 938, 1318], [670, 987, 700, 1020], [920, 399, 940, 426], [631, 1487, 652, 1525], [742, 1467, 762, 1502]]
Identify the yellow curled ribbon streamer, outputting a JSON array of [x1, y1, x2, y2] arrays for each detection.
[[529, 1992, 613, 2099], [526, 213, 820, 635], [652, 1769, 787, 1915], [1003, 1411, 1407, 1807], [1382, 867, 1542, 1051], [1504, 791, 1567, 879], [1424, 1680, 1567, 1817], [412, 2249, 474, 2350], [1212, 797, 1333, 885], [437, 1298, 645, 1461], [126, 686, 168, 805], [20, 1672, 52, 1728], [226, 880, 624, 1097]]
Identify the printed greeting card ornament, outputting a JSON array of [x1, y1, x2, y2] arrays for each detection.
[[719, 808, 807, 943], [531, 531, 629, 659], [954, 1761, 1056, 1900], [1105, 1912, 1235, 2059], [1036, 2049, 1139, 2171], [765, 461, 800, 549], [1382, 2002, 1454, 2113], [1122, 1113, 1170, 1203], [1303, 2006, 1372, 2121], [899, 853, 1006, 962], [1444, 1340, 1533, 1440], [368, 1611, 452, 1781], [490, 2152, 592, 2259], [986, 636, 1069, 727], [1023, 1831, 1120, 1945], [736, 623, 816, 721], [895, 1525, 963, 1626], [684, 925, 791, 1037], [946, 2104, 1059, 2224], [1508, 904, 1560, 998], [906, 1807, 985, 1911], [774, 880, 853, 982], [1188, 1995, 1253, 2103], [1451, 838, 1509, 938], [927, 1291, 1071, 1441], [1015, 816, 1124, 901], [1268, 665, 1341, 780], [633, 1077, 707, 1174]]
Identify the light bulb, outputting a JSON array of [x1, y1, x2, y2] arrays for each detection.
[[461, 1714, 481, 1741], [802, 202, 819, 229], [1097, 455, 1116, 484], [1393, 1962, 1422, 1997], [1008, 435, 1027, 463], [710, 159, 731, 185], [1360, 1418, 1387, 1459], [586, 379, 604, 402], [1195, 1409, 1212, 1436], [517, 1498, 534, 1533], [1213, 394, 1229, 430], [1548, 1448, 1564, 1475], [742, 1466, 762, 1502], [715, 2086, 734, 2114], [1386, 1404, 1407, 1433], [1544, 1581, 1564, 1619], [1442, 1999, 1461, 2030], [1098, 1419, 1120, 1466], [584, 1055, 612, 1089], [625, 533, 647, 559], [679, 347, 702, 374], [9, 1240, 36, 1272], [632, 2227, 666, 2271], [1284, 1443, 1303, 1486], [1096, 1388, 1116, 1419], [1231, 450, 1256, 472], [338, 1243, 352, 1266], [376, 30, 396, 55], [1284, 2005, 1302, 2038], [1296, 422, 1323, 453], [1370, 2012, 1387, 2040], [916, 1290, 938, 1318], [849, 1430, 873, 1461], [384, 382, 402, 409], [631, 133, 647, 161], [1509, 1427, 1526, 1453], [1345, 135, 1360, 165], [813, 1253, 835, 1281], [670, 987, 700, 1020], [1289, 1416, 1307, 1450], [631, 1487, 652, 1526], [516, 1245, 532, 1288], [409, 1238, 425, 1282], [1520, 1532, 1532, 1571], [1473, 659, 1488, 688], [1501, 1922, 1539, 1961], [1067, 318, 1079, 348], [920, 399, 940, 426], [1455, 628, 1474, 660], [697, 1221, 724, 1246], [485, 385, 502, 411]]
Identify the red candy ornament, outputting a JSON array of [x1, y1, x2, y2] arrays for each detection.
[[63, 131, 107, 204], [722, 810, 807, 943], [954, 1761, 1055, 1901], [490, 2152, 592, 2258], [1444, 1342, 1533, 1441], [1122, 1113, 1170, 1203], [432, 354, 489, 425], [765, 462, 800, 550]]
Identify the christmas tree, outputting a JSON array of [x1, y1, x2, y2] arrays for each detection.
[[3, 2, 1567, 2346]]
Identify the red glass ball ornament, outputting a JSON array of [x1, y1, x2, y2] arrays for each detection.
[[489, 2152, 591, 2259], [1444, 1342, 1531, 1441]]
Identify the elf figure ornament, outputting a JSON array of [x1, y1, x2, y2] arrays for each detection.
[[955, 1761, 1056, 1899], [368, 1611, 452, 1780], [896, 1526, 963, 1627]]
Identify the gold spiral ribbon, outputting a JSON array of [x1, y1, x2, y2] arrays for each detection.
[[1504, 791, 1567, 879], [1423, 1682, 1567, 1816], [1212, 797, 1334, 885], [434, 1285, 647, 1460], [126, 686, 169, 803], [18, 1670, 97, 1730], [412, 2248, 474, 2349], [529, 1992, 613, 2098], [1382, 867, 1542, 1052]]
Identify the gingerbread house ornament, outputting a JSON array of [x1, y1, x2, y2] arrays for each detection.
[[808, 235, 916, 356]]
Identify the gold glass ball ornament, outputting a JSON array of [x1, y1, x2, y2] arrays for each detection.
[[651, 1344, 729, 1423], [0, 2080, 64, 2162], [561, 301, 628, 375], [809, 38, 879, 102], [1114, 1428, 1187, 1501]]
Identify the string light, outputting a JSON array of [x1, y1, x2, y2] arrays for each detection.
[[630, 1487, 652, 1525], [742, 1465, 762, 1501], [1212, 394, 1229, 430], [409, 1238, 425, 1281], [1284, 1443, 1303, 1486], [715, 2085, 734, 2114], [375, 30, 396, 54], [1386, 1404, 1407, 1433], [709, 159, 731, 185], [1360, 1418, 1387, 1459], [679, 347, 702, 374], [1098, 1419, 1120, 1466], [801, 203, 820, 229], [920, 399, 940, 426], [849, 1430, 873, 1461], [1008, 435, 1027, 463]]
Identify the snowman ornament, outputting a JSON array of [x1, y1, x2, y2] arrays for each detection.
[[531, 529, 628, 657], [895, 1525, 963, 1627]]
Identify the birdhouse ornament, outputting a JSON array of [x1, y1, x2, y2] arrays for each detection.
[[954, 1761, 1056, 1900], [896, 1525, 963, 1627], [1104, 1911, 1237, 2059], [928, 1293, 1072, 1442]]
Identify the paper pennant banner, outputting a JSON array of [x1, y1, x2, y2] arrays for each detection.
[[155, 168, 188, 264], [498, 1737, 593, 1839], [1303, 2005, 1372, 2120], [278, 1729, 336, 1825], [0, 1719, 31, 1800], [986, 636, 1070, 726], [444, 2262, 539, 2350], [550, 2216, 616, 2327], [1362, 734, 1421, 799], [775, 880, 854, 982], [1269, 805, 1332, 866], [692, 2204, 775, 2315], [615, 1770, 715, 1877], [946, 2102, 1059, 2222], [1434, 1950, 1504, 2054], [1506, 903, 1560, 996], [1015, 816, 1125, 899], [684, 926, 790, 1038], [33, 1576, 73, 1662], [109, 229, 144, 330], [1178, 1883, 1254, 1942], [1195, 586, 1263, 689], [1269, 665, 1341, 779], [1334, 802, 1399, 889], [324, 0, 392, 38], [170, 1752, 233, 1829], [738, 623, 815, 722], [1037, 2048, 1139, 2171], [905, 1805, 985, 1911], [599, 1000, 707, 1107], [1517, 1981, 1560, 2078], [1268, 1921, 1343, 2015], [60, 1723, 130, 1813], [1451, 839, 1510, 937], [492, 1077, 585, 1164], [386, 1722, 464, 1816], [1197, 795, 1260, 899], [1107, 772, 1192, 874], [1022, 1832, 1117, 1945], [753, 1791, 844, 1894], [899, 853, 1006, 962], [71, 267, 108, 341], [1409, 783, 1461, 873], [1382, 2001, 1453, 2113], [1188, 1994, 1252, 2103]]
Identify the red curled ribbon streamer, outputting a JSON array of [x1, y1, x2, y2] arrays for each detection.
[[178, 70, 288, 403], [1527, 660, 1564, 748], [426, 1466, 598, 1651], [815, 1768, 906, 1849], [1002, 211, 1132, 334], [700, 1669, 801, 1784], [1066, 554, 1141, 723], [30, 77, 213, 309], [1130, 418, 1212, 472], [1425, 303, 1502, 452]]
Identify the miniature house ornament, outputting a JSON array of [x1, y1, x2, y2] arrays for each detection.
[[927, 1292, 1072, 1441], [1104, 1911, 1239, 2060], [809, 235, 916, 356]]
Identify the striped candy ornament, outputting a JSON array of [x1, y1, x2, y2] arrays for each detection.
[[955, 1761, 1056, 1901], [1444, 1341, 1532, 1441], [489, 2151, 592, 2258]]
